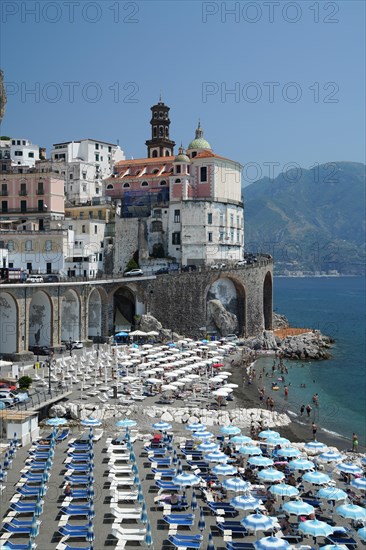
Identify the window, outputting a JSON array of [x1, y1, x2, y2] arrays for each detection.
[[191, 152, 197, 158], [152, 150, 158, 158], [101, 156, 103, 161], [236, 230, 240, 243], [219, 231, 224, 242], [230, 214, 234, 226], [95, 154, 99, 162], [37, 182, 44, 194], [172, 232, 181, 245], [17, 140, 21, 145], [208, 213, 212, 224], [98, 210, 102, 219], [45, 240, 52, 251], [99, 253, 103, 261], [26, 262, 32, 271], [141, 181, 149, 187], [94, 225, 98, 234], [21, 200, 27, 212], [2, 200, 8, 212], [152, 169, 159, 174], [83, 172, 87, 179], [220, 213, 224, 225], [175, 178, 181, 183], [160, 180, 167, 186], [176, 165, 181, 174], [151, 220, 163, 232], [1, 183, 7, 196], [174, 209, 180, 223], [28, 152, 34, 158], [95, 143, 99, 149], [38, 200, 44, 211], [153, 209, 162, 218], [89, 211, 93, 219], [123, 183, 130, 188], [200, 166, 207, 182], [20, 183, 27, 195], [25, 240, 32, 251], [7, 240, 14, 252], [69, 174, 73, 180], [108, 146, 111, 153], [82, 225, 86, 233], [14, 151, 23, 156], [12, 140, 15, 145], [69, 225, 73, 230], [230, 230, 234, 242], [79, 212, 84, 219], [208, 232, 213, 242], [106, 184, 114, 189], [237, 216, 240, 227]]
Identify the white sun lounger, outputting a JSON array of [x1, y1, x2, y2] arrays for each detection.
[[109, 490, 139, 501]]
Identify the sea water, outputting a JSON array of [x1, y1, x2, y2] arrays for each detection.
[[254, 277, 366, 445]]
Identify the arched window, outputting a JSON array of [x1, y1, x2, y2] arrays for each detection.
[[152, 169, 159, 174], [160, 180, 167, 186], [175, 178, 181, 183], [135, 170, 141, 176], [165, 150, 170, 156], [152, 150, 158, 158], [123, 183, 130, 188], [141, 181, 149, 187], [151, 220, 163, 232], [106, 184, 114, 189], [159, 126, 163, 137], [153, 126, 157, 137]]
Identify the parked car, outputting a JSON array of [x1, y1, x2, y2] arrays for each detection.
[[0, 392, 15, 407], [155, 267, 169, 275], [0, 382, 17, 391], [71, 341, 83, 350], [44, 274, 60, 283], [26, 276, 44, 283], [210, 263, 226, 270], [236, 260, 247, 266], [124, 268, 144, 277], [29, 345, 52, 356], [222, 334, 238, 342], [182, 265, 197, 272], [9, 390, 30, 403]]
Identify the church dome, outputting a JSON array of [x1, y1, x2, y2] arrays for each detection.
[[174, 144, 190, 163], [188, 121, 212, 150]]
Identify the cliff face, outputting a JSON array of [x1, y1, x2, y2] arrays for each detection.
[[0, 70, 6, 122]]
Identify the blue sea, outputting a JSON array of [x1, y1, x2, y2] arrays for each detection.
[[255, 277, 366, 446]]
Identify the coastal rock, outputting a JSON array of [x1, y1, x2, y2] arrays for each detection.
[[280, 331, 332, 360], [161, 411, 173, 422], [273, 313, 290, 329], [66, 403, 79, 420], [252, 330, 279, 351], [139, 314, 163, 333], [207, 299, 238, 336], [49, 404, 66, 417]]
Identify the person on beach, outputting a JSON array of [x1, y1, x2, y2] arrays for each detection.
[[269, 398, 274, 412], [312, 423, 317, 440], [312, 393, 319, 406], [306, 404, 312, 417], [352, 433, 359, 452], [266, 397, 270, 410], [64, 483, 72, 496], [300, 404, 305, 417], [284, 386, 289, 398]]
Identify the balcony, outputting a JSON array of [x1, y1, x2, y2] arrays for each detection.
[[19, 190, 28, 196], [0, 190, 8, 196], [36, 189, 44, 195]]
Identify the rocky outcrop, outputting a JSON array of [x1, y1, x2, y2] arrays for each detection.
[[139, 313, 181, 341], [273, 312, 289, 329], [251, 330, 279, 351], [279, 330, 332, 360], [207, 299, 238, 336]]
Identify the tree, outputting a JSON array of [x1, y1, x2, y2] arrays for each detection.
[[18, 375, 32, 390]]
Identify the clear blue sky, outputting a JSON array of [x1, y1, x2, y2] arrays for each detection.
[[1, 0, 365, 182]]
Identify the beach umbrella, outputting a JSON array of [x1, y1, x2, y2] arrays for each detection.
[[358, 527, 366, 542], [87, 485, 95, 500], [137, 488, 144, 503], [277, 447, 301, 458], [299, 519, 334, 538], [212, 463, 237, 476], [207, 531, 215, 550], [192, 430, 214, 440], [336, 462, 363, 475], [197, 441, 219, 453], [303, 471, 331, 485], [362, 458, 366, 466], [222, 477, 250, 492], [133, 474, 140, 486], [172, 449, 178, 466], [30, 516, 39, 539], [351, 477, 366, 491], [34, 499, 44, 517], [241, 513, 275, 534], [304, 441, 328, 453], [231, 494, 263, 511], [132, 463, 139, 475], [176, 460, 183, 476], [47, 417, 67, 426], [283, 500, 315, 516], [81, 417, 102, 427], [317, 487, 348, 501], [116, 418, 137, 428], [198, 507, 206, 532], [3, 452, 10, 470], [266, 436, 291, 447], [336, 503, 366, 522], [39, 481, 47, 498], [172, 473, 201, 486], [319, 451, 343, 462], [45, 457, 52, 471], [205, 450, 229, 463], [239, 445, 262, 456], [269, 484, 299, 498], [129, 451, 136, 463], [145, 521, 153, 547], [86, 519, 94, 542], [88, 502, 95, 520], [289, 458, 315, 471], [259, 430, 280, 440], [140, 502, 148, 524], [220, 425, 241, 436], [191, 489, 197, 511], [258, 468, 285, 483], [248, 456, 274, 467], [254, 536, 291, 550], [152, 421, 172, 431], [230, 435, 253, 445], [186, 422, 206, 431]]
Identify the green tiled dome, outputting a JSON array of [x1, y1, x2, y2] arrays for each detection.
[[188, 137, 211, 150]]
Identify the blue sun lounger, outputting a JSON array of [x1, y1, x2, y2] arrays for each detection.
[[58, 523, 89, 538], [1, 542, 37, 550], [148, 456, 171, 466], [65, 475, 91, 484], [181, 450, 203, 458], [151, 468, 176, 478], [168, 534, 202, 548], [207, 502, 239, 517], [17, 485, 45, 496], [156, 480, 181, 491], [216, 521, 249, 536], [67, 489, 89, 499], [61, 504, 93, 516], [163, 513, 195, 526], [67, 463, 92, 472], [21, 473, 44, 482], [10, 502, 37, 513], [68, 444, 91, 452], [226, 543, 255, 550]]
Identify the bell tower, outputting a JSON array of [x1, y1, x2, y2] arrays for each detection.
[[145, 97, 176, 158]]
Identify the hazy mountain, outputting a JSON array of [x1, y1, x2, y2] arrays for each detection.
[[243, 162, 365, 275]]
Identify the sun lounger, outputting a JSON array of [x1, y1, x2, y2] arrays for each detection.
[[65, 475, 91, 484], [226, 543, 255, 550], [109, 466, 133, 474], [109, 490, 138, 501], [68, 444, 90, 452], [168, 534, 203, 548], [152, 467, 176, 478], [67, 489, 89, 499], [66, 464, 92, 473], [0, 542, 37, 550], [10, 502, 37, 514], [148, 456, 171, 466], [61, 505, 93, 517], [56, 428, 70, 441], [216, 521, 249, 536], [20, 473, 44, 482], [156, 480, 181, 492], [163, 513, 195, 526], [111, 525, 146, 536], [17, 486, 45, 496], [58, 524, 89, 539], [207, 502, 239, 517], [56, 544, 92, 550]]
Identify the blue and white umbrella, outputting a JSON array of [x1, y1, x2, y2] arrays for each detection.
[[269, 484, 299, 498], [207, 531, 215, 550], [88, 502, 95, 520], [34, 499, 44, 517], [220, 425, 241, 436], [47, 417, 67, 426], [129, 451, 136, 462], [197, 441, 219, 453], [205, 450, 229, 463], [277, 447, 301, 458], [231, 495, 263, 511], [351, 477, 366, 491], [134, 474, 140, 486], [30, 516, 39, 539], [222, 477, 251, 492], [81, 417, 102, 427], [336, 503, 366, 522], [259, 430, 280, 440], [145, 521, 153, 547], [283, 500, 315, 516], [140, 502, 148, 524], [132, 463, 139, 475], [152, 421, 172, 431], [172, 473, 201, 486], [212, 463, 237, 476], [186, 422, 206, 431], [241, 513, 275, 533], [358, 526, 366, 542], [86, 519, 94, 542], [304, 441, 328, 453], [198, 507, 206, 532], [137, 488, 145, 503], [116, 418, 137, 428], [289, 458, 315, 471], [191, 489, 197, 511], [192, 430, 214, 440], [3, 452, 10, 469], [172, 449, 178, 466], [362, 457, 366, 466], [255, 536, 291, 550], [248, 456, 274, 467], [87, 485, 95, 500], [302, 471, 331, 485], [317, 487, 348, 501], [39, 481, 47, 498], [239, 445, 262, 456], [319, 451, 343, 462], [230, 435, 253, 445], [266, 436, 290, 446], [258, 468, 285, 483], [299, 519, 334, 538], [336, 462, 363, 476]]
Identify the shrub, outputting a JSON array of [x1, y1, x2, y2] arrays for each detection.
[[18, 375, 33, 390]]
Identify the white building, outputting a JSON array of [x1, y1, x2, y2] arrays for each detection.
[[50, 139, 125, 204], [0, 137, 42, 168], [64, 218, 106, 278]]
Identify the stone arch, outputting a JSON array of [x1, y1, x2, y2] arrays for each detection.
[[29, 291, 52, 348], [205, 276, 246, 337], [61, 289, 81, 342], [263, 271, 273, 330], [87, 288, 103, 339], [0, 292, 18, 354], [113, 286, 137, 333]]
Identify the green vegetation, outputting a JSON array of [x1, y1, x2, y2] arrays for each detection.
[[18, 375, 33, 390], [125, 257, 139, 271]]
